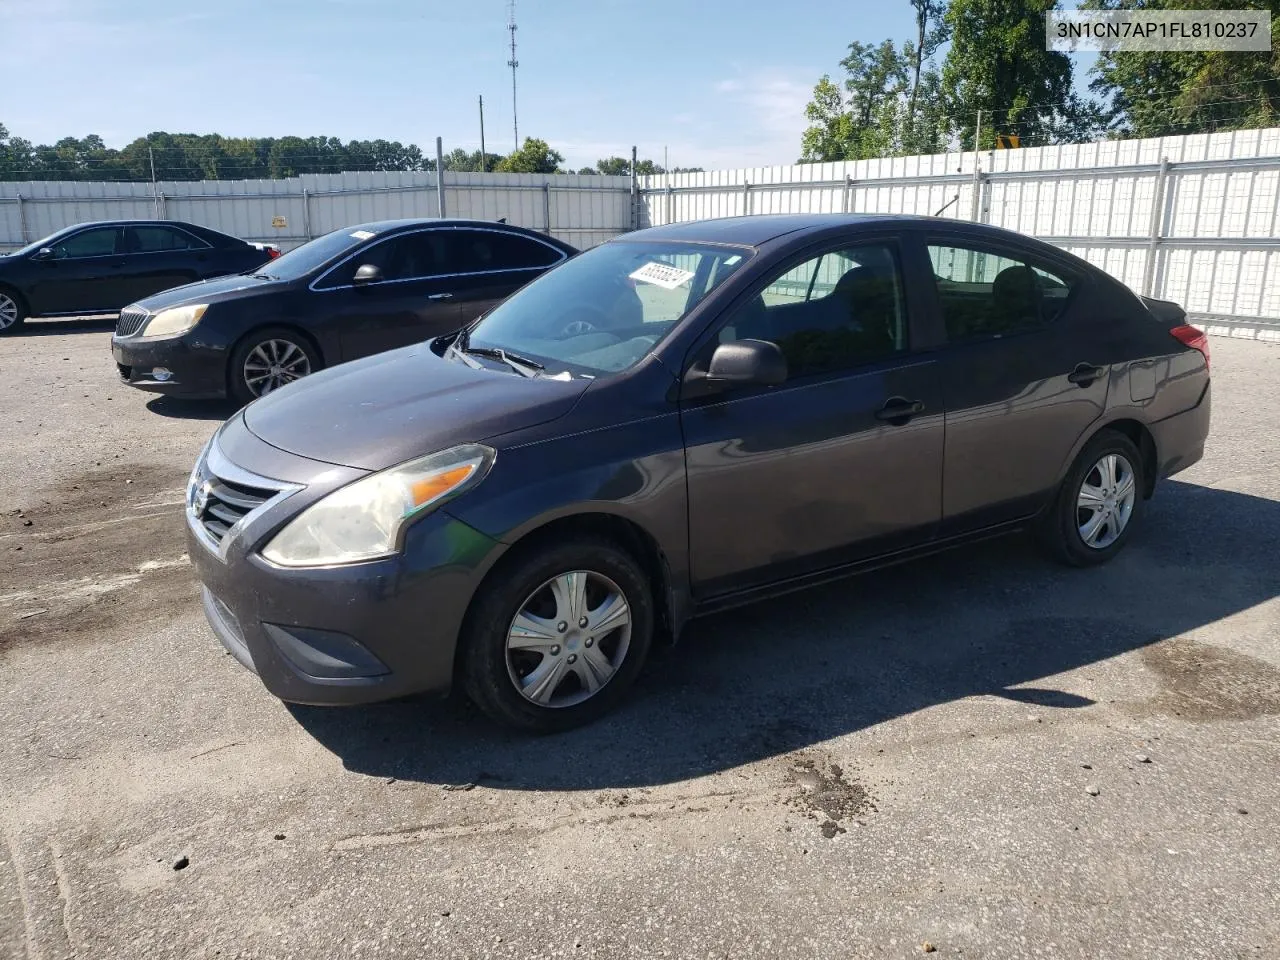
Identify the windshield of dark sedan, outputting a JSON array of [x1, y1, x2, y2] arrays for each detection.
[[254, 227, 379, 281], [463, 240, 750, 376], [9, 227, 78, 258]]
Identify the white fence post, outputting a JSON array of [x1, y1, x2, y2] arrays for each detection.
[[1143, 157, 1171, 298]]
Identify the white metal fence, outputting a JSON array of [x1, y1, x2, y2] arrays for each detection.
[[5, 127, 1280, 326], [0, 170, 633, 254], [638, 127, 1280, 326]]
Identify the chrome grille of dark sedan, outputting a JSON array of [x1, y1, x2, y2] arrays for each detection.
[[116, 307, 149, 337], [192, 475, 275, 545]]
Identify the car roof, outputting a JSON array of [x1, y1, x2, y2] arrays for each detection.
[[342, 217, 554, 235], [617, 213, 1047, 249]]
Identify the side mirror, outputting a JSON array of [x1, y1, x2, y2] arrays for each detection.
[[685, 339, 787, 396], [31, 247, 54, 262], [352, 263, 383, 285]]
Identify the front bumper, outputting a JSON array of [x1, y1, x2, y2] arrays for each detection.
[[186, 422, 508, 705], [112, 334, 228, 399]]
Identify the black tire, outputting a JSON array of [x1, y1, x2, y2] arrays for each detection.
[[0, 287, 27, 335], [228, 327, 322, 405], [1037, 429, 1146, 567], [460, 535, 655, 732]]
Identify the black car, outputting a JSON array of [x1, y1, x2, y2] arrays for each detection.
[[111, 218, 578, 403], [183, 213, 1211, 731], [0, 220, 275, 334]]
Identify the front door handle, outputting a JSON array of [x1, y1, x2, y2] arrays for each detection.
[[427, 292, 454, 301], [1068, 362, 1106, 386], [874, 397, 925, 425]]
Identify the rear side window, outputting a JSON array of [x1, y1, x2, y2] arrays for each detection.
[[449, 229, 563, 273], [51, 227, 120, 259], [928, 242, 1076, 340], [129, 226, 205, 253]]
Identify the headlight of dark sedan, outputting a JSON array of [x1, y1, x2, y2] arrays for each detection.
[[261, 444, 495, 567]]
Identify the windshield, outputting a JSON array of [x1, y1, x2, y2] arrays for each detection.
[[253, 226, 381, 281], [463, 240, 750, 376], [9, 226, 80, 258]]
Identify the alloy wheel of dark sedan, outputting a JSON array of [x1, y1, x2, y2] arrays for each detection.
[[244, 338, 313, 396], [0, 292, 22, 332]]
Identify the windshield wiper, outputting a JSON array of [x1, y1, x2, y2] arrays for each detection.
[[464, 345, 544, 378]]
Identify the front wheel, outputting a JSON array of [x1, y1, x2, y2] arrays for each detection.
[[460, 536, 655, 732], [1037, 429, 1145, 567], [0, 289, 26, 335], [228, 327, 321, 405]]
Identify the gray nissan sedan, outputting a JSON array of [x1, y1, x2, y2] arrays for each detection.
[[186, 214, 1211, 731]]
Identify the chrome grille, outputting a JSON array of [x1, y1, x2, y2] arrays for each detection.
[[116, 306, 149, 337], [194, 476, 274, 545], [188, 442, 297, 558]]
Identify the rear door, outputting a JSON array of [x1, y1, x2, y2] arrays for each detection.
[[121, 225, 210, 303], [680, 234, 945, 597], [444, 228, 568, 324], [922, 233, 1108, 534], [313, 229, 463, 361], [27, 226, 129, 314]]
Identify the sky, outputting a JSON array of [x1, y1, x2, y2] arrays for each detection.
[[3, 0, 1097, 172]]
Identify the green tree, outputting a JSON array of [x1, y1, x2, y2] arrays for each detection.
[[940, 0, 1095, 148], [495, 138, 564, 174], [1088, 0, 1280, 137]]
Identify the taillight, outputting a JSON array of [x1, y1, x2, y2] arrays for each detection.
[[267, 248, 281, 260], [1170, 323, 1210, 372]]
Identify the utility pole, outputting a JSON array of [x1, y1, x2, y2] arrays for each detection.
[[507, 0, 519, 150], [148, 145, 160, 218], [479, 95, 487, 172], [436, 137, 446, 218]]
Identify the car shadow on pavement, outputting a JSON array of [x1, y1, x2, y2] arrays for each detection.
[[290, 478, 1280, 791], [145, 397, 241, 421], [13, 316, 118, 336]]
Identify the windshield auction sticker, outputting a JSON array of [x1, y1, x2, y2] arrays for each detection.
[[629, 262, 696, 290], [1047, 9, 1270, 51]]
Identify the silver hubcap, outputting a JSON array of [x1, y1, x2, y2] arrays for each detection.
[[244, 339, 311, 396], [506, 570, 632, 708], [1077, 452, 1136, 550], [0, 294, 18, 329]]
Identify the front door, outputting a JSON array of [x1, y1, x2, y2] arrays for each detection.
[[680, 237, 945, 598], [313, 229, 463, 361], [923, 236, 1110, 534], [27, 226, 129, 314]]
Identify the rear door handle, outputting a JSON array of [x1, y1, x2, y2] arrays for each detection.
[[427, 292, 454, 301], [874, 397, 925, 424], [1068, 363, 1106, 386]]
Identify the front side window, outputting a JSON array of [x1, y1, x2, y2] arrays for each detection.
[[928, 242, 1076, 339], [720, 242, 908, 377], [129, 226, 203, 253], [318, 231, 451, 287], [52, 228, 119, 259], [461, 240, 750, 376]]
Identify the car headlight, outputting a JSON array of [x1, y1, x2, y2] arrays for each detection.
[[260, 443, 495, 567], [140, 303, 208, 338]]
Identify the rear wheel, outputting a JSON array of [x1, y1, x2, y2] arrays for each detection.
[[228, 327, 321, 404], [460, 536, 655, 732], [0, 289, 26, 335], [1038, 429, 1145, 567]]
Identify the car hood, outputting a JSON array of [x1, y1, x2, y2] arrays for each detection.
[[133, 273, 284, 311], [241, 341, 590, 471]]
